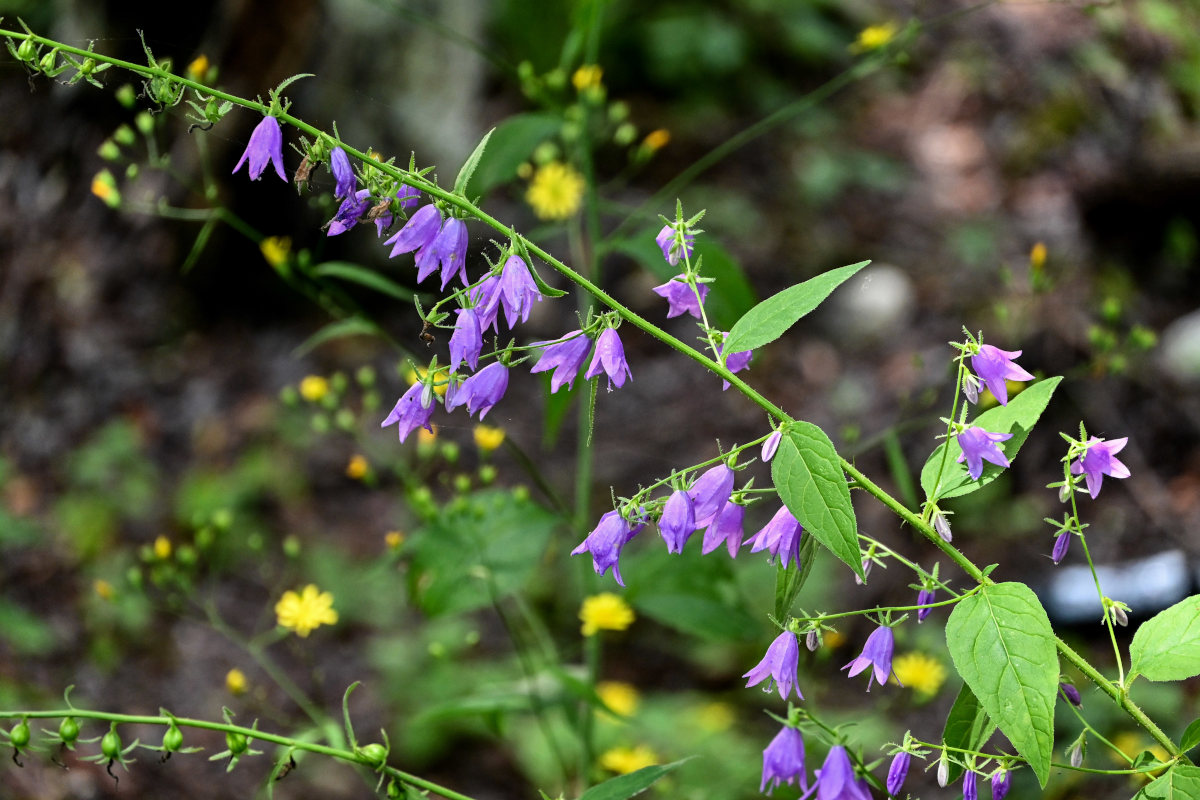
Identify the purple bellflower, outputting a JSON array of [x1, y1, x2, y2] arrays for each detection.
[[329, 146, 355, 198], [743, 630, 803, 700], [233, 116, 286, 182], [396, 184, 420, 209], [469, 274, 503, 333], [326, 189, 372, 236], [886, 751, 911, 796], [955, 426, 1013, 481], [585, 328, 632, 390], [381, 381, 437, 443], [991, 769, 1011, 800], [432, 217, 469, 289], [571, 510, 644, 586], [971, 345, 1034, 405], [1071, 436, 1130, 499], [658, 489, 696, 554], [445, 362, 508, 419], [718, 339, 753, 390], [762, 430, 782, 462], [917, 587, 936, 622], [448, 308, 482, 374], [655, 224, 695, 266], [384, 204, 442, 259], [746, 506, 803, 568], [529, 331, 592, 393], [497, 255, 544, 329], [842, 625, 898, 691], [963, 769, 979, 800], [759, 725, 807, 795], [812, 746, 870, 800], [687, 464, 734, 528], [652, 275, 708, 319], [702, 500, 744, 558], [1052, 531, 1071, 564]]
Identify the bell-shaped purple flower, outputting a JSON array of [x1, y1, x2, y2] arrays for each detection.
[[433, 217, 469, 290], [743, 630, 803, 700], [991, 768, 1011, 800], [1070, 436, 1130, 499], [813, 746, 869, 800], [762, 430, 782, 462], [529, 331, 592, 393], [917, 587, 936, 622], [652, 274, 708, 319], [971, 345, 1034, 406], [658, 489, 695, 554], [384, 204, 442, 258], [701, 500, 744, 558], [963, 769, 979, 800], [955, 426, 1013, 481], [745, 506, 803, 568], [380, 381, 437, 442], [585, 328, 632, 390], [1052, 531, 1071, 564], [445, 362, 508, 419], [759, 725, 807, 795], [497, 255, 544, 329], [470, 274, 503, 333], [718, 339, 753, 390], [655, 224, 695, 266], [233, 115, 286, 182], [326, 189, 372, 236], [687, 464, 734, 528], [571, 510, 644, 586], [329, 146, 355, 199], [842, 625, 897, 691], [448, 308, 482, 374], [396, 184, 420, 209], [886, 751, 911, 796]]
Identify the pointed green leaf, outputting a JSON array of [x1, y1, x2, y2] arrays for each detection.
[[921, 376, 1062, 502], [1135, 764, 1200, 799], [313, 261, 416, 301], [941, 682, 996, 783], [771, 423, 862, 580], [722, 261, 869, 355], [773, 536, 818, 620], [1179, 718, 1200, 753], [576, 758, 692, 800], [293, 316, 381, 356], [453, 127, 495, 196], [1130, 595, 1200, 682], [945, 582, 1057, 786], [463, 113, 562, 197]]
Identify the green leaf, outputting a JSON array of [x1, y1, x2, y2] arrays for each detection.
[[920, 376, 1063, 502], [1130, 595, 1200, 682], [941, 682, 996, 783], [453, 127, 495, 196], [1135, 764, 1200, 799], [773, 536, 819, 621], [722, 261, 869, 355], [293, 316, 381, 356], [633, 592, 758, 642], [629, 544, 759, 642], [945, 582, 1057, 786], [576, 758, 692, 800], [1180, 718, 1200, 753], [464, 113, 562, 197], [771, 423, 863, 580], [312, 261, 416, 301]]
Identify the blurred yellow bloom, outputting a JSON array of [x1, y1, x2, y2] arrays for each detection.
[[526, 162, 584, 221], [892, 652, 947, 696], [225, 668, 247, 695], [94, 579, 114, 600], [473, 424, 506, 452], [695, 701, 735, 732], [260, 236, 292, 267], [642, 129, 671, 152], [275, 584, 338, 637], [385, 531, 405, 549], [1031, 241, 1047, 271], [346, 454, 369, 479], [417, 425, 439, 447], [853, 22, 898, 52], [597, 681, 639, 718], [599, 744, 657, 775], [299, 375, 329, 402], [580, 593, 635, 636], [186, 55, 209, 81], [91, 170, 120, 207], [572, 64, 603, 91], [153, 535, 172, 560], [823, 629, 846, 649]]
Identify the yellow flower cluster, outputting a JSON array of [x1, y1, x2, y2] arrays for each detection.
[[599, 744, 657, 775], [275, 584, 339, 637], [526, 162, 584, 221], [596, 681, 640, 718], [891, 652, 947, 696], [579, 593, 635, 636], [473, 424, 506, 452]]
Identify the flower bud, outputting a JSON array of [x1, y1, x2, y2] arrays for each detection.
[[962, 376, 979, 405], [806, 629, 821, 652], [9, 720, 30, 749], [933, 511, 952, 542], [1058, 483, 1071, 503], [1052, 531, 1071, 564], [1067, 736, 1085, 768], [226, 731, 249, 756], [963, 770, 978, 800], [16, 38, 37, 62], [936, 750, 949, 787], [1111, 604, 1128, 627], [357, 743, 388, 766], [991, 767, 1011, 800], [162, 723, 184, 754], [101, 724, 123, 760], [58, 716, 80, 746], [1060, 682, 1082, 707]]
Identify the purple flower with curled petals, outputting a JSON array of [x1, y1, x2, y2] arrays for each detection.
[[886, 751, 911, 796], [469, 274, 502, 333], [326, 189, 372, 236], [991, 769, 1011, 800], [745, 506, 803, 568], [329, 146, 355, 199], [971, 344, 1034, 406], [571, 510, 644, 586], [585, 328, 632, 390], [759, 725, 807, 795], [1071, 436, 1130, 499], [448, 308, 482, 374], [963, 769, 979, 800], [497, 255, 544, 329], [813, 746, 869, 800], [702, 500, 744, 558], [658, 489, 695, 554], [529, 331, 591, 393], [687, 464, 734, 528], [743, 630, 802, 700], [384, 204, 442, 258], [842, 626, 897, 691], [655, 225, 694, 266], [955, 426, 1013, 481], [1052, 531, 1071, 564], [917, 587, 936, 622], [432, 217, 469, 289], [233, 116, 286, 182], [444, 362, 508, 419], [762, 430, 782, 462], [380, 381, 436, 443], [652, 274, 708, 319], [718, 339, 752, 391]]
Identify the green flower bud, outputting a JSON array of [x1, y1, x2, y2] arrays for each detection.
[[357, 743, 387, 766], [212, 509, 233, 531], [356, 366, 376, 387], [162, 724, 184, 753], [331, 371, 348, 393], [58, 717, 80, 746], [225, 731, 248, 756], [115, 84, 137, 108], [124, 164, 139, 180], [311, 413, 330, 433], [453, 474, 471, 493], [113, 124, 136, 146], [9, 720, 30, 749], [134, 111, 155, 136], [97, 139, 120, 161], [16, 38, 37, 62], [100, 724, 123, 760], [335, 409, 355, 431], [478, 465, 497, 485]]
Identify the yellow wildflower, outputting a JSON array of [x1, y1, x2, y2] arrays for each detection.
[[90, 170, 120, 207], [94, 579, 114, 600], [153, 535, 172, 560], [473, 424, 506, 453], [596, 681, 639, 718], [695, 701, 735, 733], [580, 593, 635, 636], [1031, 242, 1047, 271], [572, 64, 603, 91], [852, 22, 899, 52], [642, 129, 671, 152], [186, 55, 209, 81], [891, 652, 947, 696], [260, 236, 292, 268], [385, 531, 405, 549], [599, 744, 657, 775], [299, 375, 329, 402], [275, 584, 338, 637], [526, 162, 584, 221], [225, 668, 247, 696], [346, 454, 369, 479]]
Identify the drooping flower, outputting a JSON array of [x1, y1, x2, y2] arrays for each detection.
[[652, 274, 708, 319], [497, 254, 544, 328], [448, 308, 482, 374], [529, 331, 592, 393], [718, 339, 753, 390], [445, 361, 508, 419], [384, 204, 442, 258], [579, 592, 635, 636], [1052, 531, 1071, 564], [274, 584, 338, 637], [971, 345, 1034, 406], [381, 381, 437, 442], [963, 769, 979, 800], [842, 625, 897, 691], [917, 587, 936, 622], [812, 746, 869, 800], [701, 500, 744, 558], [571, 510, 645, 586], [955, 426, 1013, 481], [430, 217, 469, 289], [745, 506, 803, 568], [687, 464, 734, 528], [233, 115, 286, 181], [326, 189, 372, 236], [329, 146, 355, 198], [469, 273, 503, 332], [743, 631, 802, 700], [991, 768, 1011, 800], [759, 725, 807, 795], [658, 489, 696, 554], [655, 224, 695, 266], [886, 751, 911, 796], [1070, 436, 1130, 499], [585, 327, 632, 390], [762, 430, 782, 462]]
